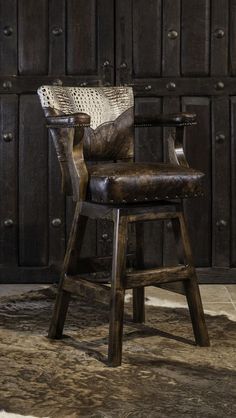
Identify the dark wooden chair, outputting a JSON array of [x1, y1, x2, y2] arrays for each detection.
[[38, 86, 210, 366]]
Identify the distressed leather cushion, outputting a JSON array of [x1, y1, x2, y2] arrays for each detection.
[[87, 163, 204, 203]]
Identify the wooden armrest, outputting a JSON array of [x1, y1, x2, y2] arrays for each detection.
[[134, 112, 197, 127], [134, 113, 197, 167], [46, 112, 89, 200], [46, 112, 90, 128]]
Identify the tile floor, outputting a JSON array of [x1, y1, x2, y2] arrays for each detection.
[[1, 283, 236, 321], [145, 284, 236, 321]]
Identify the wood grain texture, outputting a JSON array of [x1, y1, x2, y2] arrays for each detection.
[[108, 210, 127, 366], [135, 97, 163, 268], [211, 0, 229, 75], [0, 0, 235, 284], [49, 0, 66, 75], [18, 0, 48, 74], [48, 130, 66, 274], [162, 0, 180, 76], [0, 0, 17, 75], [63, 275, 110, 304], [19, 95, 48, 266], [212, 97, 230, 267], [171, 213, 210, 346], [48, 202, 83, 338], [162, 97, 180, 267], [230, 0, 236, 75], [133, 222, 145, 323], [126, 265, 192, 289], [133, 0, 162, 77], [67, 0, 97, 75], [182, 97, 212, 267], [116, 0, 133, 85], [181, 0, 210, 76], [0, 95, 18, 265], [230, 96, 236, 267], [97, 0, 114, 85]]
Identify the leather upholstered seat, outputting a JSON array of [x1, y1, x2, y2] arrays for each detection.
[[88, 162, 204, 203]]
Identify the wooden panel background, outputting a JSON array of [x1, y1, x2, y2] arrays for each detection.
[[0, 0, 235, 282], [0, 0, 114, 282], [116, 0, 235, 282]]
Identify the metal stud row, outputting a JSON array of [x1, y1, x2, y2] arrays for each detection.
[[95, 192, 204, 204]]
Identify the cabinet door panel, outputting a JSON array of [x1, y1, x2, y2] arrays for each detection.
[[211, 0, 228, 75], [19, 95, 48, 266], [0, 95, 18, 264], [116, 0, 233, 281], [18, 0, 48, 74], [182, 97, 212, 267], [67, 0, 114, 82], [211, 97, 230, 267], [230, 97, 236, 266], [67, 0, 97, 75], [0, 0, 17, 75], [0, 1, 114, 282], [181, 0, 210, 76], [133, 0, 162, 78]]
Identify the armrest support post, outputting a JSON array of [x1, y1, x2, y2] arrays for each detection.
[[167, 127, 189, 168], [46, 112, 90, 201], [135, 112, 196, 167]]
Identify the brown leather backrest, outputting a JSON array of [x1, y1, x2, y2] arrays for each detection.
[[38, 86, 134, 161]]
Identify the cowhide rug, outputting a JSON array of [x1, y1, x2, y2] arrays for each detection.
[[0, 286, 236, 418], [0, 411, 44, 418]]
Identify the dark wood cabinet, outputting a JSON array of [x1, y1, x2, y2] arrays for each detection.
[[0, 0, 235, 283]]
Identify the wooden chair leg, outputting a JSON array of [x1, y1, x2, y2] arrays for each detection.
[[48, 203, 88, 339], [48, 289, 70, 339], [184, 275, 210, 346], [133, 222, 145, 323], [171, 212, 210, 347], [108, 210, 128, 367]]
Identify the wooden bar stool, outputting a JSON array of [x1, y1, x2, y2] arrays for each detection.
[[38, 86, 210, 367]]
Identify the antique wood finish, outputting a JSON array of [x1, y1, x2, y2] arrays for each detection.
[[108, 210, 127, 366], [46, 201, 210, 366], [0, 0, 235, 283], [63, 276, 110, 305], [126, 265, 193, 288], [171, 213, 210, 346], [48, 201, 85, 339], [38, 86, 209, 366], [133, 222, 145, 323]]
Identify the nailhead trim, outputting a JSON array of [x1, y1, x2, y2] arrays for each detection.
[[93, 191, 204, 204], [134, 122, 195, 128], [47, 123, 90, 128]]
